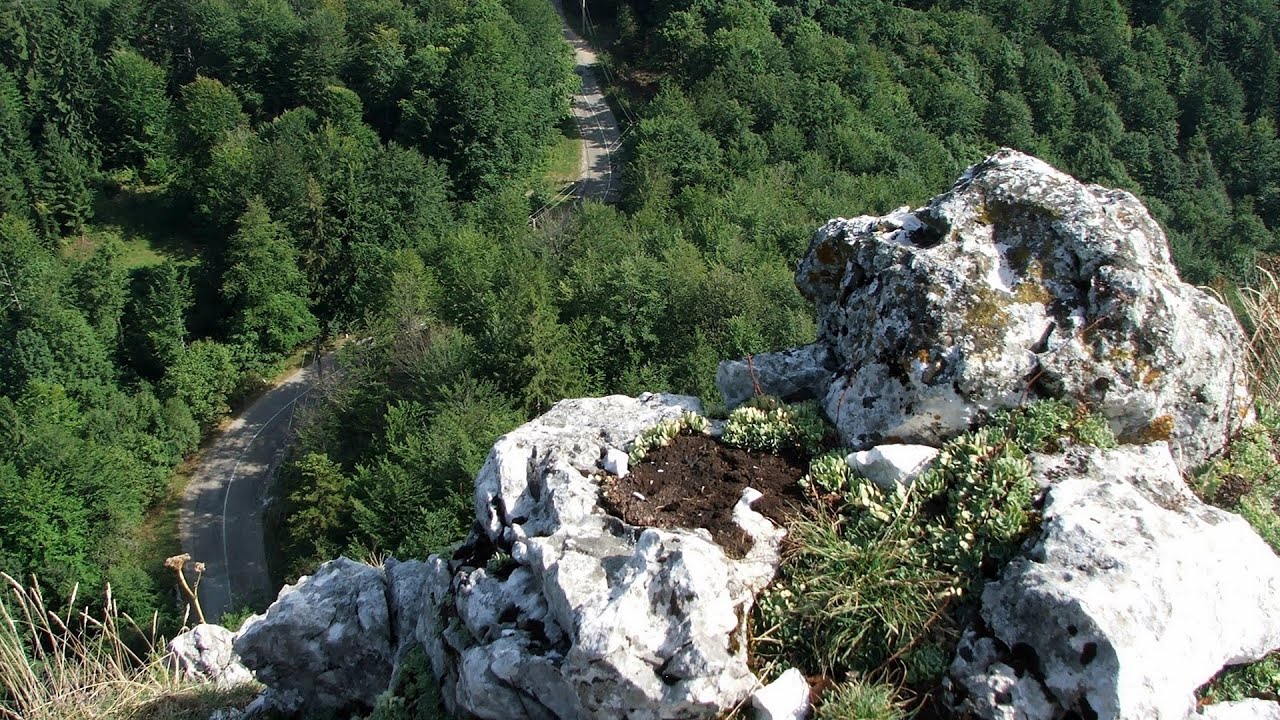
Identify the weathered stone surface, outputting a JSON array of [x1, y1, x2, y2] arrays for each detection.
[[1199, 699, 1280, 720], [233, 557, 393, 715], [386, 557, 433, 668], [847, 444, 938, 490], [717, 343, 834, 410], [750, 668, 811, 720], [771, 149, 1250, 470], [423, 393, 784, 719], [949, 444, 1280, 720], [167, 624, 253, 687]]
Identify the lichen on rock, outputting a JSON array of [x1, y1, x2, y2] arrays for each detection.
[[722, 149, 1252, 471]]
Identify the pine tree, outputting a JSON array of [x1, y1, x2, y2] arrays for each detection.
[[34, 124, 93, 238], [221, 198, 319, 364]]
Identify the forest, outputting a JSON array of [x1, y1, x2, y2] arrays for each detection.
[[2, 0, 1280, 625]]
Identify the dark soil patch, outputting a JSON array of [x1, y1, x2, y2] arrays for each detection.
[[599, 434, 807, 559]]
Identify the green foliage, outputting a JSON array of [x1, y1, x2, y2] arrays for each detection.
[[755, 400, 1115, 686], [721, 397, 827, 456], [988, 398, 1117, 453], [99, 49, 175, 183], [124, 261, 192, 380], [1193, 406, 1280, 554], [800, 450, 854, 495], [162, 339, 238, 429], [221, 198, 318, 366], [1201, 652, 1280, 705], [363, 646, 447, 720]]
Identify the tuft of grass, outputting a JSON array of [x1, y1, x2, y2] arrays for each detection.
[[0, 573, 258, 720], [1226, 268, 1280, 406], [814, 678, 907, 720]]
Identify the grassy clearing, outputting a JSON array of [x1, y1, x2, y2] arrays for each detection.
[[0, 574, 260, 720], [66, 187, 200, 271], [544, 118, 584, 187]]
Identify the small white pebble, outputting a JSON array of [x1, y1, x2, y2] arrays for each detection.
[[632, 491, 646, 501]]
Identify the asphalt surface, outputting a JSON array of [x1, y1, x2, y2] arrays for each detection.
[[179, 353, 334, 623], [555, 0, 622, 204]]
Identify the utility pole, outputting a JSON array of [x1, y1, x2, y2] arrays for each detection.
[[0, 262, 19, 313]]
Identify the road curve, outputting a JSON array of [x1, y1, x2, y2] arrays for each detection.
[[179, 354, 333, 623], [553, 0, 622, 204]]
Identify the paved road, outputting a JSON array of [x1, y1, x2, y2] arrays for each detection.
[[553, 0, 622, 204], [179, 354, 334, 623]]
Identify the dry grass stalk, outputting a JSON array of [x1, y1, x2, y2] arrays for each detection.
[[0, 573, 256, 720], [1225, 268, 1280, 405]]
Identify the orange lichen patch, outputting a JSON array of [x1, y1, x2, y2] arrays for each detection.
[[916, 348, 931, 364], [1130, 414, 1175, 443], [1141, 367, 1163, 386]]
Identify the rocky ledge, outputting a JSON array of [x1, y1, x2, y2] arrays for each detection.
[[173, 151, 1280, 720]]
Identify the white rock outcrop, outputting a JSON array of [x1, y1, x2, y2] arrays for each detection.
[[750, 668, 812, 720], [419, 393, 786, 719], [232, 557, 395, 715], [949, 444, 1280, 719], [721, 150, 1252, 471], [166, 623, 253, 687], [847, 444, 939, 490], [1199, 699, 1280, 720]]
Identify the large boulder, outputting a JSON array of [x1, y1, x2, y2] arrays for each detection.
[[949, 444, 1280, 719], [721, 149, 1251, 471], [422, 393, 787, 719], [232, 557, 394, 715]]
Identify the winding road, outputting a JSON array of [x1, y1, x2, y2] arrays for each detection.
[[179, 354, 333, 622], [180, 6, 619, 625], [544, 0, 623, 209]]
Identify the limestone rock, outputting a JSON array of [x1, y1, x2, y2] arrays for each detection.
[[232, 557, 393, 715], [424, 393, 784, 719], [717, 343, 834, 410], [750, 668, 811, 720], [1199, 699, 1280, 720], [949, 444, 1280, 720], [847, 444, 939, 490], [167, 624, 253, 687], [602, 446, 629, 478], [760, 149, 1250, 470]]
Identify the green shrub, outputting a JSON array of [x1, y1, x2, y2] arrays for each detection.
[[800, 450, 854, 495], [363, 646, 446, 720], [628, 411, 711, 463], [721, 397, 827, 456]]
